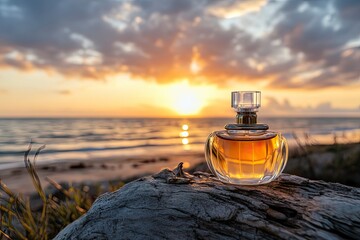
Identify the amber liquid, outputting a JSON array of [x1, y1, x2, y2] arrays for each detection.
[[210, 133, 280, 181]]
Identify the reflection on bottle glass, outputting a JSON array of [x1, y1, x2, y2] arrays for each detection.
[[205, 91, 288, 185]]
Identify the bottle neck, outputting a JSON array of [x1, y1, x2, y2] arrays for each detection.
[[236, 111, 257, 124]]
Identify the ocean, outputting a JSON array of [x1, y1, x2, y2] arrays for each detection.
[[0, 117, 359, 170]]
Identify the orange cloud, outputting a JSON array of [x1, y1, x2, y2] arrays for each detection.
[[208, 0, 267, 18]]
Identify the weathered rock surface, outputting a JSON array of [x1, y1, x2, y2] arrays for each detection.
[[55, 163, 360, 240]]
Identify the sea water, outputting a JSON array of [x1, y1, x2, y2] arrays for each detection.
[[0, 117, 359, 170]]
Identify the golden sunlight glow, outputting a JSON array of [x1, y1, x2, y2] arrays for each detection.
[[182, 162, 190, 168], [208, 0, 267, 19], [180, 124, 190, 147], [190, 61, 201, 74], [173, 93, 203, 115], [190, 46, 203, 74], [168, 81, 208, 116], [180, 131, 189, 137], [182, 138, 189, 145]]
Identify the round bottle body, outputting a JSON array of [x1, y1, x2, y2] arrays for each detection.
[[205, 130, 288, 185]]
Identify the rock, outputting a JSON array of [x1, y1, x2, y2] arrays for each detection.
[[55, 163, 360, 240], [69, 162, 87, 169]]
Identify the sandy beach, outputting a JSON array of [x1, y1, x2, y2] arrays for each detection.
[[1, 141, 359, 196], [0, 151, 206, 194]]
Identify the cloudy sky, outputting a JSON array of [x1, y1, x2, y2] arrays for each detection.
[[0, 0, 359, 117]]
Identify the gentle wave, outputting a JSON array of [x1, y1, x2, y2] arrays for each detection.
[[0, 117, 359, 167]]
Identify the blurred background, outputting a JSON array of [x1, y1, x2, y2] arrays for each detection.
[[0, 0, 359, 188]]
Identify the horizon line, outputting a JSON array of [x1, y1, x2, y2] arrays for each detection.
[[0, 115, 360, 119]]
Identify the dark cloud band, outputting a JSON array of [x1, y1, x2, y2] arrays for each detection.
[[0, 0, 359, 88]]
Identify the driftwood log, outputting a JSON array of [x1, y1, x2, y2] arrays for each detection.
[[55, 163, 360, 240]]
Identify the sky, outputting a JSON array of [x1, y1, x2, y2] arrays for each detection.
[[0, 0, 359, 117]]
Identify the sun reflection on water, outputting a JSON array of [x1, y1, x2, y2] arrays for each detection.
[[182, 138, 189, 145], [179, 131, 189, 137], [180, 124, 190, 149], [182, 162, 190, 168]]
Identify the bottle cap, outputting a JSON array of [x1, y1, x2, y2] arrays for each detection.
[[231, 91, 261, 112]]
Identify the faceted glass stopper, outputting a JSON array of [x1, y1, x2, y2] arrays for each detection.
[[231, 91, 261, 112]]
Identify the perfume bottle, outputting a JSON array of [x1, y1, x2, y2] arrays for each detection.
[[205, 91, 288, 185]]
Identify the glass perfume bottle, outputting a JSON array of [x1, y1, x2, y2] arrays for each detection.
[[205, 91, 288, 185]]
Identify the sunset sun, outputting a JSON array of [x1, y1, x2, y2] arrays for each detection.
[[169, 81, 209, 116], [174, 92, 203, 115]]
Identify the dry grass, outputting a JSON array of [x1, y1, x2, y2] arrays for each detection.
[[0, 145, 124, 239], [288, 132, 360, 187]]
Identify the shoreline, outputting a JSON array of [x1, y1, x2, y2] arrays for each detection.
[[1, 118, 359, 171], [0, 151, 206, 194], [1, 141, 359, 195]]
